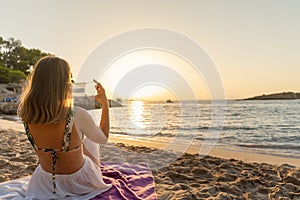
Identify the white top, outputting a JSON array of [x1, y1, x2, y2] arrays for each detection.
[[74, 106, 108, 144]]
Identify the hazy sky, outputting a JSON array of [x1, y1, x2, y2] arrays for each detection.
[[0, 0, 299, 99]]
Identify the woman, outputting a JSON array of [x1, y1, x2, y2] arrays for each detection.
[[18, 56, 111, 199]]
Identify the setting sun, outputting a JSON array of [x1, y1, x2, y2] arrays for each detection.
[[130, 85, 177, 101], [98, 49, 210, 100]]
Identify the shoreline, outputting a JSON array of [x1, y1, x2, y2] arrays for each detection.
[[109, 135, 300, 168], [0, 118, 299, 168]]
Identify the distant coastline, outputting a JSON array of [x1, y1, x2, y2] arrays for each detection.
[[0, 83, 123, 115], [242, 92, 300, 100]]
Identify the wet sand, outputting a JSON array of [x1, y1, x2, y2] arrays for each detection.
[[0, 119, 300, 199]]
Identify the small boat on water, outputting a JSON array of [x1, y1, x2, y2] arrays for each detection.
[[165, 99, 173, 103]]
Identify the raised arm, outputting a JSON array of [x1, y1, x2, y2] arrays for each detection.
[[94, 81, 109, 138], [74, 82, 110, 144], [75, 107, 108, 144]]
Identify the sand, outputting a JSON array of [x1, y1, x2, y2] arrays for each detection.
[[0, 119, 300, 199]]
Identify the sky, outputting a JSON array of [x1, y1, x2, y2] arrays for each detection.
[[0, 0, 299, 100]]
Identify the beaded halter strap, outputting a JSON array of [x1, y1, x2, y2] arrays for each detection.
[[23, 108, 74, 194]]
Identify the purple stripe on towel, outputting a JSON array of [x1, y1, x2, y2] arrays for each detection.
[[91, 162, 157, 200]]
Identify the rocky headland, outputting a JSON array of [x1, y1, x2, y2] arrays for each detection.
[[243, 92, 300, 100]]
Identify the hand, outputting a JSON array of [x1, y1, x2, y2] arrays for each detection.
[[94, 81, 108, 106]]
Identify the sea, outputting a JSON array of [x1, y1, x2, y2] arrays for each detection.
[[89, 99, 300, 159], [3, 99, 299, 159]]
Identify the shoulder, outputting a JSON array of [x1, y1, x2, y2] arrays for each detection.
[[74, 106, 91, 121], [74, 106, 88, 115], [73, 106, 89, 129]]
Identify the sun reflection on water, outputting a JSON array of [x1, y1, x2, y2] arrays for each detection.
[[129, 101, 147, 128]]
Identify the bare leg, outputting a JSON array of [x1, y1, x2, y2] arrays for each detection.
[[83, 137, 101, 167]]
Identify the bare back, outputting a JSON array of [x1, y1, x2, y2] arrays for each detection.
[[28, 123, 85, 174]]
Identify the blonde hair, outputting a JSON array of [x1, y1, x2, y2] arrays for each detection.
[[18, 56, 72, 124]]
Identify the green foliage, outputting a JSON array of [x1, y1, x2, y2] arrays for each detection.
[[0, 37, 51, 75], [8, 70, 26, 83], [0, 65, 26, 83], [0, 65, 10, 83]]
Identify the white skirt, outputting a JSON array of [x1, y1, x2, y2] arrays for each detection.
[[25, 156, 112, 199]]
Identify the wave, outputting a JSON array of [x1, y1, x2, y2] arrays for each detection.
[[160, 125, 257, 132], [236, 144, 300, 151], [152, 132, 174, 138]]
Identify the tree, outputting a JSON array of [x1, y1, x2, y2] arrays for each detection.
[[0, 37, 4, 66], [0, 37, 51, 75], [0, 37, 22, 68], [0, 65, 10, 83], [12, 46, 49, 73], [8, 70, 26, 83]]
